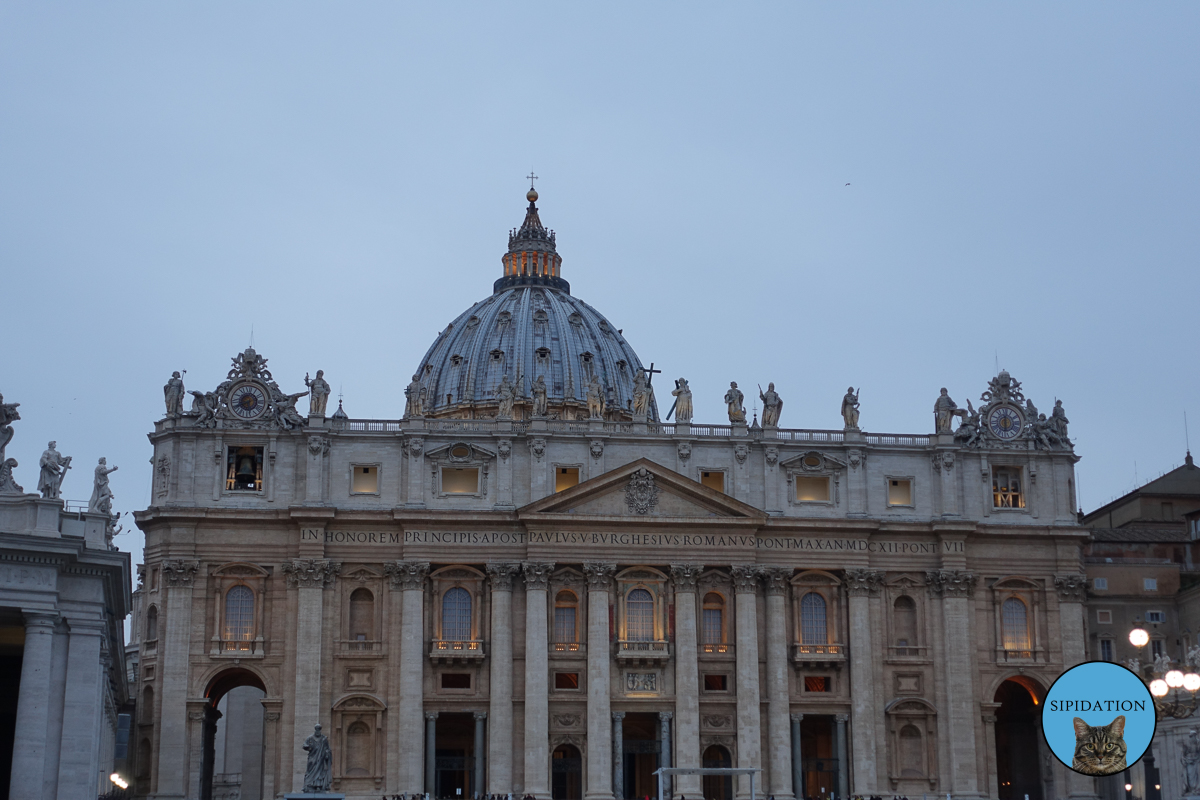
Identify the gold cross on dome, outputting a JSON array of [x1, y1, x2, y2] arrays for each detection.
[[527, 171, 538, 189]]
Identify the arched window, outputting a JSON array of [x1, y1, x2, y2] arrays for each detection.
[[554, 590, 578, 646], [626, 588, 654, 641], [702, 592, 725, 649], [345, 720, 372, 776], [137, 738, 152, 779], [1001, 597, 1031, 651], [442, 587, 472, 641], [800, 592, 827, 645], [223, 586, 254, 651], [145, 605, 158, 642], [893, 595, 917, 654], [141, 685, 154, 724], [349, 588, 374, 641], [899, 724, 924, 777]]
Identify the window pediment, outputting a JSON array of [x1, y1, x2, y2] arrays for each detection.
[[426, 442, 496, 464], [212, 562, 270, 578], [780, 451, 847, 473]]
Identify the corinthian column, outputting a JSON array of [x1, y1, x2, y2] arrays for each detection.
[[1054, 574, 1098, 800], [925, 569, 979, 797], [844, 568, 882, 795], [584, 562, 616, 800], [731, 565, 762, 800], [8, 611, 58, 800], [487, 563, 520, 794], [524, 561, 555, 800], [763, 568, 795, 800], [670, 564, 704, 799], [388, 560, 430, 793]]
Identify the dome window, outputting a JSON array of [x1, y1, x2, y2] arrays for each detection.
[[616, 360, 628, 372], [450, 355, 464, 367], [466, 316, 480, 329], [490, 349, 505, 363], [533, 309, 549, 326], [497, 311, 512, 329], [568, 312, 584, 328]]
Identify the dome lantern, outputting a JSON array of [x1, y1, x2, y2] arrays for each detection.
[[495, 185, 569, 294]]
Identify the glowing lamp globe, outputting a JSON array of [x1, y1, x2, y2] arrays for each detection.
[[1130, 628, 1150, 647], [1185, 673, 1200, 692], [1150, 679, 1169, 697], [1167, 669, 1186, 688]]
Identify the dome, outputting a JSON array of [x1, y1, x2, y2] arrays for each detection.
[[411, 190, 659, 422]]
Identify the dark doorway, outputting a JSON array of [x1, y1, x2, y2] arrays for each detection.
[[622, 713, 660, 800], [0, 624, 23, 800], [799, 715, 837, 800], [435, 712, 476, 799], [201, 668, 267, 800], [552, 744, 582, 800], [995, 679, 1043, 800], [702, 745, 732, 800]]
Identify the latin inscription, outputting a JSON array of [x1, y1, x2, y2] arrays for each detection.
[[0, 564, 55, 589]]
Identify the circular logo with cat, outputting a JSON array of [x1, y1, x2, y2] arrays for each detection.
[[1043, 661, 1157, 776]]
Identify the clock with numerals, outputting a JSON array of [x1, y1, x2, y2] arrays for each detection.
[[229, 382, 268, 420], [987, 405, 1023, 440]]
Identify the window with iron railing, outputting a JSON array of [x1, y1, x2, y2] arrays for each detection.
[[627, 588, 654, 642], [1001, 597, 1031, 655], [801, 592, 827, 645], [441, 587, 472, 641], [223, 586, 254, 651]]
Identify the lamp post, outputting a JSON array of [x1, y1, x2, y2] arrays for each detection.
[[1129, 625, 1200, 719]]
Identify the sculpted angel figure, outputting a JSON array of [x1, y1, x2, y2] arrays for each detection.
[[669, 378, 693, 423], [304, 370, 331, 416], [954, 400, 982, 448], [88, 457, 119, 515], [531, 375, 548, 417], [0, 392, 19, 460], [302, 724, 333, 792], [496, 374, 516, 420], [840, 387, 860, 430], [38, 441, 71, 500], [188, 391, 219, 428], [759, 383, 783, 427], [270, 386, 308, 430], [725, 382, 745, 423], [163, 371, 185, 419]]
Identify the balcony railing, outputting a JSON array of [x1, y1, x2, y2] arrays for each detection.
[[617, 640, 671, 662], [700, 642, 734, 655], [430, 639, 485, 662], [999, 647, 1035, 662], [793, 642, 846, 667], [551, 641, 586, 654], [221, 638, 254, 653], [339, 639, 383, 654], [886, 645, 930, 658]]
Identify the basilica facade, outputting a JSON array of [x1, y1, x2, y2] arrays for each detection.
[[132, 190, 1094, 800]]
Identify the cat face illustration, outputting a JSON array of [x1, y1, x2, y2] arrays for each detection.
[[1071, 715, 1128, 776]]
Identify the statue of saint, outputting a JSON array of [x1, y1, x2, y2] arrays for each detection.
[[725, 382, 746, 423], [302, 723, 333, 793], [759, 383, 783, 427], [632, 372, 654, 418], [670, 378, 693, 423], [1051, 400, 1070, 441], [933, 388, 960, 433], [305, 370, 331, 416], [587, 375, 605, 419], [405, 374, 425, 418], [496, 374, 516, 420], [1184, 728, 1200, 793], [163, 371, 185, 419], [0, 392, 20, 461], [841, 387, 860, 430], [88, 457, 118, 515], [1154, 652, 1172, 677], [531, 375, 549, 417], [38, 441, 71, 500]]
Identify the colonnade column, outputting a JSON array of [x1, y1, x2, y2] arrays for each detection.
[[612, 712, 625, 800], [524, 561, 555, 800], [487, 563, 520, 794], [584, 562, 616, 800], [731, 565, 762, 800], [835, 714, 849, 800], [57, 616, 107, 793], [928, 569, 980, 797], [763, 568, 795, 800], [658, 712, 673, 798], [426, 712, 438, 795], [156, 558, 199, 800], [284, 558, 341, 791], [790, 714, 803, 800], [1055, 574, 1099, 800], [7, 611, 58, 799], [844, 569, 882, 795], [669, 564, 703, 799], [388, 560, 431, 793], [474, 712, 487, 798]]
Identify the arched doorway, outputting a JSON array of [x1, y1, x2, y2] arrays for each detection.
[[552, 743, 583, 800], [201, 668, 267, 800], [995, 678, 1044, 800], [702, 745, 732, 800]]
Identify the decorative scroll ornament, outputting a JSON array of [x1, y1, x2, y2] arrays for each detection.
[[624, 468, 659, 515], [844, 568, 884, 597], [529, 438, 546, 462], [669, 564, 704, 591], [924, 569, 976, 598], [1053, 573, 1087, 602], [405, 438, 424, 458], [583, 561, 616, 589], [385, 560, 430, 591], [486, 562, 521, 591], [980, 370, 1025, 406], [162, 559, 200, 587], [590, 440, 605, 459], [677, 442, 692, 462], [765, 446, 779, 467], [497, 439, 512, 462], [282, 559, 341, 589], [734, 443, 749, 465]]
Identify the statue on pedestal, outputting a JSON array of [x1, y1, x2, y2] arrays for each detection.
[[302, 723, 333, 793], [841, 387, 860, 430], [933, 388, 961, 433], [1051, 400, 1070, 442], [88, 457, 118, 514], [531, 375, 548, 418], [587, 375, 605, 419], [38, 442, 71, 500], [759, 383, 782, 427], [725, 382, 746, 423], [632, 372, 653, 419], [405, 374, 426, 418], [668, 378, 692, 423], [496, 374, 516, 420], [1183, 729, 1200, 794], [163, 371, 185, 419], [305, 370, 331, 416]]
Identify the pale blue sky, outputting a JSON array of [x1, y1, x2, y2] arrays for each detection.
[[2, 4, 1197, 567]]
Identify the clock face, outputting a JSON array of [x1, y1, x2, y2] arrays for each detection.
[[988, 406, 1023, 440], [230, 383, 267, 420]]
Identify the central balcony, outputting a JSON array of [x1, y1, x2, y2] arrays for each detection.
[[616, 639, 671, 664], [792, 642, 846, 669], [430, 639, 485, 664]]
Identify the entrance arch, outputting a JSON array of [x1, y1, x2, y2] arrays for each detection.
[[702, 745, 733, 800], [994, 677, 1045, 800], [200, 668, 268, 800], [552, 743, 583, 800]]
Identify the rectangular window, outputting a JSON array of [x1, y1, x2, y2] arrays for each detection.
[[804, 676, 831, 693], [1146, 611, 1165, 623], [555, 467, 580, 493], [351, 465, 379, 494], [1144, 578, 1158, 592], [226, 446, 264, 492], [702, 608, 723, 645], [114, 713, 131, 759], [441, 467, 479, 494], [1093, 578, 1108, 590], [703, 674, 728, 691], [992, 467, 1025, 508], [555, 672, 580, 690], [795, 476, 831, 503], [440, 673, 471, 689], [887, 479, 913, 506], [1100, 639, 1113, 662], [1097, 610, 1112, 624], [554, 606, 577, 644], [1151, 639, 1165, 659], [700, 471, 725, 492]]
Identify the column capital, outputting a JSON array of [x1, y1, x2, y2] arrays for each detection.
[[282, 558, 342, 589], [658, 711, 674, 721], [487, 562, 521, 592], [731, 564, 761, 594], [474, 711, 488, 721], [790, 713, 804, 723], [162, 559, 199, 587], [843, 568, 884, 598], [612, 711, 626, 721], [583, 562, 616, 590], [522, 561, 555, 590], [924, 569, 976, 598], [762, 567, 792, 596], [22, 610, 60, 630], [386, 560, 430, 591], [669, 564, 704, 591], [425, 711, 439, 721], [834, 714, 849, 723], [1054, 573, 1087, 602]]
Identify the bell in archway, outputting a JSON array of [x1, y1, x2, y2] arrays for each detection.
[[235, 454, 257, 486]]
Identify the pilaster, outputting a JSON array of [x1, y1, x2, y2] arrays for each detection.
[[763, 567, 795, 800], [156, 558, 199, 800], [387, 560, 430, 791], [731, 565, 761, 800], [845, 568, 883, 794], [584, 562, 616, 800], [925, 569, 980, 797], [670, 564, 703, 798], [523, 561, 555, 800], [487, 563, 520, 793]]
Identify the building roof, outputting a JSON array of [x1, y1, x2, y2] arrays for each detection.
[[1089, 527, 1190, 543], [1082, 452, 1199, 524]]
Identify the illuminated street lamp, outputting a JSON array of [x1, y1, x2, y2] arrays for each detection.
[[1130, 627, 1150, 648]]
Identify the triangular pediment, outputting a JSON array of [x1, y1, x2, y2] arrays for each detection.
[[518, 458, 766, 520]]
